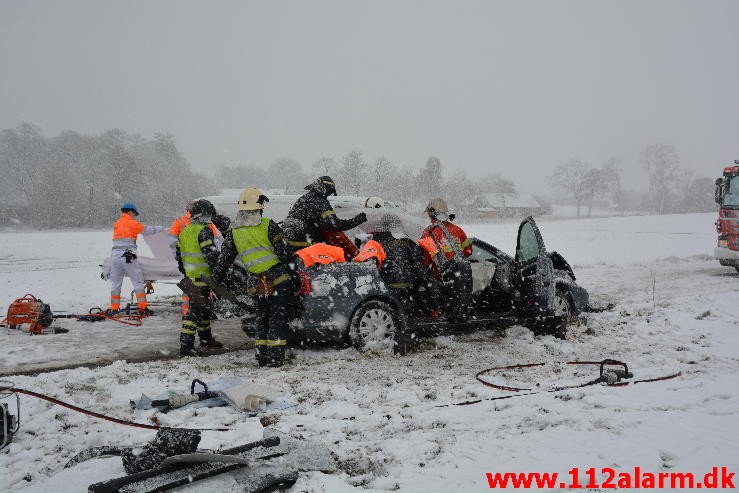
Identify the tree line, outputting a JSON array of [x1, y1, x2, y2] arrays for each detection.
[[0, 123, 214, 227], [213, 152, 518, 217], [0, 122, 717, 229], [550, 143, 716, 217]]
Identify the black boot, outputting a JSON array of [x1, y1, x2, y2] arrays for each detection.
[[198, 329, 224, 349], [269, 346, 285, 367], [179, 333, 199, 357], [255, 347, 269, 367], [256, 346, 284, 367]]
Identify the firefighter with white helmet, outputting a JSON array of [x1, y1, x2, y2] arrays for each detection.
[[421, 198, 472, 260], [213, 187, 294, 367], [419, 197, 473, 321]]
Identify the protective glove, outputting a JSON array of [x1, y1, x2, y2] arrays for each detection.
[[355, 212, 367, 224]]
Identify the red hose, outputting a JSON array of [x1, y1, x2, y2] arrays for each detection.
[[9, 388, 229, 432]]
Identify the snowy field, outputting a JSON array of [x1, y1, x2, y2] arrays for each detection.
[[1, 212, 738, 492]]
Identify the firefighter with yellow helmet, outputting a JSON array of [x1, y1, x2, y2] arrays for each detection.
[[213, 187, 294, 367]]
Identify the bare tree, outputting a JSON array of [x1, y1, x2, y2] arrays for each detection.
[[551, 159, 593, 217], [0, 123, 47, 204], [583, 167, 602, 217], [214, 163, 267, 189], [312, 156, 338, 177], [367, 156, 395, 196], [443, 170, 478, 216], [480, 172, 517, 196], [336, 150, 366, 195], [267, 158, 305, 191], [601, 157, 623, 214], [681, 176, 717, 212], [417, 156, 443, 199], [641, 143, 679, 214], [386, 166, 418, 208]]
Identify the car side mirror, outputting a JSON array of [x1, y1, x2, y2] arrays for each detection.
[[715, 178, 725, 204]]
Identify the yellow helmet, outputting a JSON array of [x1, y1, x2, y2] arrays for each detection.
[[238, 187, 269, 211]]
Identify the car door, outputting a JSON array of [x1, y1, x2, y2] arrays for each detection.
[[513, 217, 555, 314]]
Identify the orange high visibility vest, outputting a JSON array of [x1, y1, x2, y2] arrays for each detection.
[[353, 240, 387, 268], [113, 213, 145, 240], [295, 243, 345, 267]]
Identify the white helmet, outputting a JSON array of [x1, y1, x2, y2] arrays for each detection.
[[365, 196, 384, 208], [238, 187, 269, 211], [425, 197, 449, 219]]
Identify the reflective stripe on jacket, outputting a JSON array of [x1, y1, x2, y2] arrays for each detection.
[[179, 223, 213, 285], [420, 221, 472, 261], [232, 217, 280, 274]]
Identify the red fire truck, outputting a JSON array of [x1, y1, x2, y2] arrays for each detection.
[[714, 160, 739, 272]]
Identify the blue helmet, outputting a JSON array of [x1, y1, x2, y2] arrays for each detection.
[[120, 202, 139, 216]]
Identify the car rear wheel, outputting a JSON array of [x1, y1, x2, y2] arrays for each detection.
[[349, 300, 399, 353]]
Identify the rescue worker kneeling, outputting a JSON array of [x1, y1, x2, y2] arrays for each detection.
[[356, 213, 439, 317], [176, 199, 224, 356], [214, 187, 294, 368]]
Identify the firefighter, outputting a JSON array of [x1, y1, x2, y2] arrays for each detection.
[[213, 187, 294, 367], [360, 213, 439, 317], [419, 198, 473, 321], [169, 200, 224, 255], [283, 176, 367, 255], [420, 198, 473, 262], [109, 202, 164, 315], [169, 200, 223, 317], [176, 199, 224, 356]]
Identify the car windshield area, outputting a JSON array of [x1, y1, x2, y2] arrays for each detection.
[[722, 176, 739, 207], [517, 221, 541, 262]]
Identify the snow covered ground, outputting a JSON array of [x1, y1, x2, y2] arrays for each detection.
[[2, 212, 738, 492]]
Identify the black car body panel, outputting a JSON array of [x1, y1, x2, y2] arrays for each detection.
[[288, 262, 406, 343]]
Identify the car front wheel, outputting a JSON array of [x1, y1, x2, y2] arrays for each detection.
[[552, 287, 574, 317], [348, 299, 400, 353], [547, 287, 574, 339]]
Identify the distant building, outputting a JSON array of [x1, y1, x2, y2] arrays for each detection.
[[473, 193, 545, 218]]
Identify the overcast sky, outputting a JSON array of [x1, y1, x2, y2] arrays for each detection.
[[1, 0, 737, 193]]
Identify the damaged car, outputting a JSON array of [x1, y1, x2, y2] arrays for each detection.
[[245, 214, 589, 354]]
